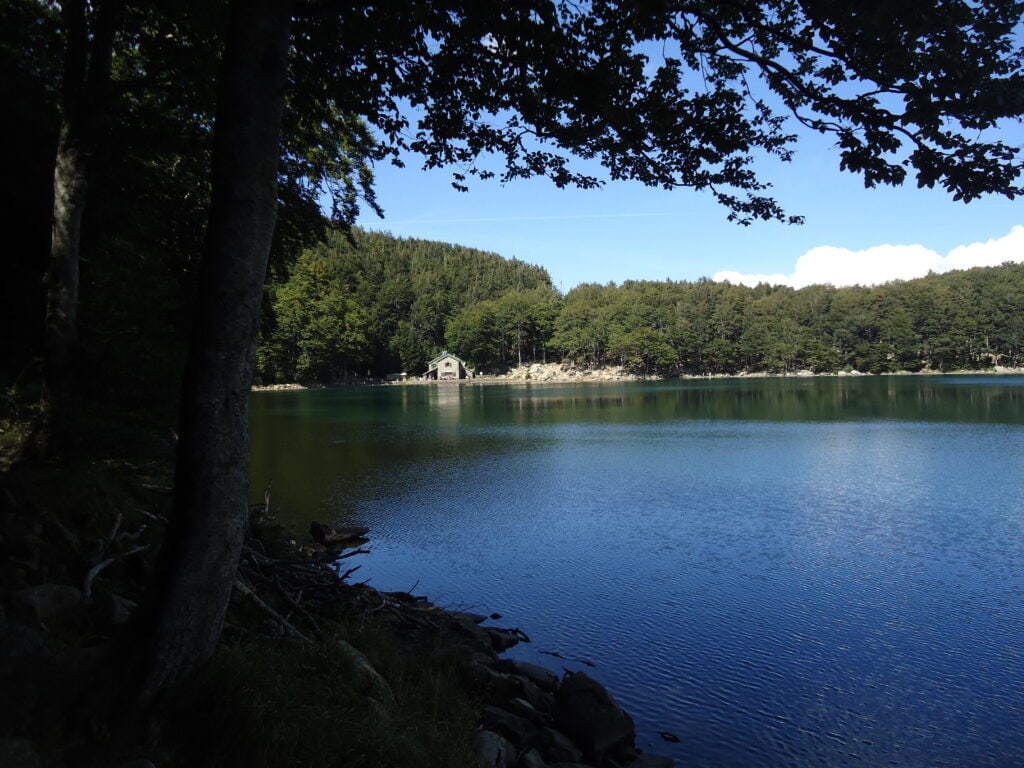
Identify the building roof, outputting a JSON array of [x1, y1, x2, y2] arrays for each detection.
[[426, 351, 467, 369]]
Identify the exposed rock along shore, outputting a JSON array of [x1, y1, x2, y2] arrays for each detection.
[[300, 523, 675, 768], [491, 362, 1024, 384], [370, 584, 676, 768], [253, 364, 1024, 389], [497, 363, 650, 383]]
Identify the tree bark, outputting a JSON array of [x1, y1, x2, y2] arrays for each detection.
[[137, 0, 293, 702], [36, 0, 122, 453]]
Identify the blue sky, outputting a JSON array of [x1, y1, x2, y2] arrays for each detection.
[[356, 124, 1024, 292]]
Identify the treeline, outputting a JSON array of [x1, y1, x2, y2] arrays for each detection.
[[548, 267, 1024, 375], [258, 230, 1024, 382], [256, 229, 554, 381]]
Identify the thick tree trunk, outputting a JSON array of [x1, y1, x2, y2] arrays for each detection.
[[35, 0, 121, 453], [137, 0, 292, 702], [43, 121, 87, 433]]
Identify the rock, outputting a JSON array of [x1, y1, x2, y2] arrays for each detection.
[[482, 705, 537, 745], [474, 730, 517, 768], [505, 697, 548, 726], [530, 727, 583, 765], [457, 620, 499, 651], [517, 748, 547, 768], [450, 610, 488, 625], [503, 660, 560, 693], [627, 754, 675, 768], [468, 663, 527, 700], [334, 639, 395, 708], [0, 738, 40, 768], [488, 627, 527, 652], [518, 678, 555, 715], [554, 672, 635, 764], [12, 584, 82, 623]]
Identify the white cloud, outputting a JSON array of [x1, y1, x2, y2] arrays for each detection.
[[714, 225, 1024, 289]]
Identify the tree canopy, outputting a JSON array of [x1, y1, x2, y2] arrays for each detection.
[[291, 0, 1024, 224]]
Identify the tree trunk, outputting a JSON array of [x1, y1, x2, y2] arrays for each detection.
[[43, 119, 87, 438], [137, 0, 292, 702], [35, 0, 122, 454]]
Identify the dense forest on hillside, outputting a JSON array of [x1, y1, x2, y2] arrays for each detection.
[[548, 266, 1024, 375], [258, 229, 1024, 382], [257, 229, 554, 381]]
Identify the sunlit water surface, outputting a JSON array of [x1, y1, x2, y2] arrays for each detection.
[[251, 376, 1024, 767]]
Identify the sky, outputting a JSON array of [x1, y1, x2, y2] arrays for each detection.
[[355, 124, 1024, 293]]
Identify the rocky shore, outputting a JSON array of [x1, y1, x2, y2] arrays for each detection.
[[490, 362, 1024, 384], [0, 468, 674, 768], [299, 523, 675, 768], [344, 581, 674, 768], [496, 363, 655, 383], [255, 364, 1024, 390]]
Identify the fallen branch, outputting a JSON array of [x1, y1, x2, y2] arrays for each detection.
[[82, 544, 150, 603], [272, 572, 323, 639], [338, 564, 362, 581], [234, 577, 311, 642]]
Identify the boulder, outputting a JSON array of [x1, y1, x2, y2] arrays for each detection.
[[529, 727, 583, 765], [554, 672, 635, 764], [518, 678, 555, 715], [334, 639, 395, 708], [505, 697, 548, 726], [482, 705, 537, 745], [474, 730, 517, 768], [503, 660, 560, 693], [488, 627, 528, 652], [450, 610, 488, 625], [467, 663, 527, 700]]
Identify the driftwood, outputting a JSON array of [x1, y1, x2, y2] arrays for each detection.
[[309, 521, 370, 547]]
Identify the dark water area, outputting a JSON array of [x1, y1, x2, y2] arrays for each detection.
[[250, 376, 1024, 767]]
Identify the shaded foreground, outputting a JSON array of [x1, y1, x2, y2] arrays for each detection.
[[0, 436, 671, 768]]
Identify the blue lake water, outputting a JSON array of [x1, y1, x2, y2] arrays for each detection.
[[250, 376, 1024, 767]]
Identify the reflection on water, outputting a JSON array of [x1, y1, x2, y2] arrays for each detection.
[[250, 376, 1024, 768]]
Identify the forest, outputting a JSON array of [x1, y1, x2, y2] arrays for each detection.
[[260, 228, 1024, 382]]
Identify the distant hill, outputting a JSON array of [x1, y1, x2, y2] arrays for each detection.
[[257, 227, 554, 382]]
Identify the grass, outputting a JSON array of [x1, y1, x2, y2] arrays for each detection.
[[176, 619, 480, 768]]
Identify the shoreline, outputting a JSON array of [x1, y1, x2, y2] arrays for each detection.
[[253, 364, 1024, 391]]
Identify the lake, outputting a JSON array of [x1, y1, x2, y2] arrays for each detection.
[[250, 375, 1024, 767]]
